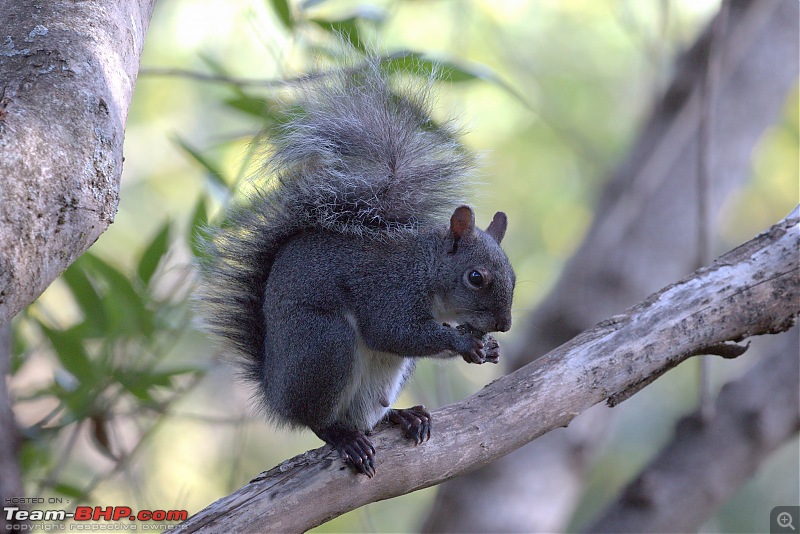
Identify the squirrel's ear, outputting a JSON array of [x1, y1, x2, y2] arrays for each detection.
[[486, 212, 508, 244], [450, 205, 475, 237], [449, 206, 475, 253]]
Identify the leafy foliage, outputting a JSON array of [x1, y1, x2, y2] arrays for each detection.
[[8, 1, 796, 530], [13, 218, 207, 501]]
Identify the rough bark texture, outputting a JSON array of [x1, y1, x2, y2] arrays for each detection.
[[423, 0, 799, 531], [0, 1, 157, 525], [0, 0, 158, 326], [176, 212, 799, 533], [586, 329, 800, 533]]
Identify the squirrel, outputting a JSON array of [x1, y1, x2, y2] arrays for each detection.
[[196, 57, 515, 477]]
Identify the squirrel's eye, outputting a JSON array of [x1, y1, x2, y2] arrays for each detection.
[[468, 270, 483, 287]]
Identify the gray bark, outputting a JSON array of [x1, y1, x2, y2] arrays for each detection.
[[586, 329, 800, 533], [0, 0, 158, 326], [176, 211, 799, 533], [0, 0, 157, 527], [423, 0, 799, 531]]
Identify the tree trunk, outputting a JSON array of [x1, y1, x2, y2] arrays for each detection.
[[0, 0, 158, 326], [0, 0, 157, 525]]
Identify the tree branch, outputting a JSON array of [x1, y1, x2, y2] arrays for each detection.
[[586, 328, 799, 533], [0, 0, 158, 326], [425, 1, 799, 529], [177, 211, 799, 533]]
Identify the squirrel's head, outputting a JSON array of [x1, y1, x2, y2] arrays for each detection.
[[433, 206, 515, 334]]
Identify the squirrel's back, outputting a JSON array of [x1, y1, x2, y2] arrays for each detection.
[[196, 56, 476, 391]]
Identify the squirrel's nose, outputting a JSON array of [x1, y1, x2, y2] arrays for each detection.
[[495, 315, 512, 332]]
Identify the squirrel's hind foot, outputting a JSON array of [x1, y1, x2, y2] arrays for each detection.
[[315, 425, 376, 477], [386, 405, 432, 445]]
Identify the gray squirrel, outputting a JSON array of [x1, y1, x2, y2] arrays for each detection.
[[196, 57, 515, 477]]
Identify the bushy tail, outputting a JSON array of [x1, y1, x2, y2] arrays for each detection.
[[196, 55, 476, 378]]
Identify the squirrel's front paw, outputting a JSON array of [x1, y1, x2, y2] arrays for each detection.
[[454, 334, 486, 364], [482, 334, 500, 364]]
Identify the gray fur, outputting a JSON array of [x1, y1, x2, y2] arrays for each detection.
[[267, 58, 474, 238], [195, 56, 515, 455]]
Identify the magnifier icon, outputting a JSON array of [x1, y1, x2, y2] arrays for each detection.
[[778, 511, 796, 531]]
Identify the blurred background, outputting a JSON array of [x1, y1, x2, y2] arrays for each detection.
[[9, 0, 798, 532]]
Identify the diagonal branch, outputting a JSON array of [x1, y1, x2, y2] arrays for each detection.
[[425, 1, 800, 529], [586, 328, 799, 533], [176, 211, 799, 533]]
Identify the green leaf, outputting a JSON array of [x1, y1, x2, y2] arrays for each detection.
[[310, 17, 367, 52], [19, 439, 51, 473], [114, 365, 199, 402], [40, 324, 97, 387], [61, 261, 107, 334], [53, 483, 85, 500], [115, 370, 163, 402], [137, 221, 171, 286], [386, 51, 478, 82], [11, 323, 26, 373], [174, 135, 229, 190], [57, 387, 97, 423], [223, 93, 269, 118], [81, 253, 154, 338], [189, 197, 210, 261], [268, 0, 293, 29], [387, 51, 530, 107]]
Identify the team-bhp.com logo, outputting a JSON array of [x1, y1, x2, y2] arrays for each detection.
[[4, 505, 188, 528]]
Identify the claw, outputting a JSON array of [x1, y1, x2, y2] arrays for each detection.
[[315, 426, 377, 477], [387, 406, 432, 445]]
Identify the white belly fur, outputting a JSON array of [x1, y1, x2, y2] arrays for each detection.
[[336, 314, 413, 431]]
